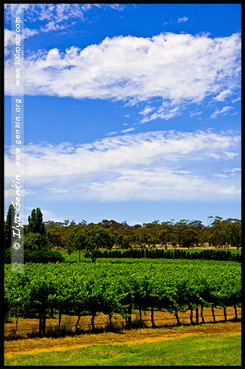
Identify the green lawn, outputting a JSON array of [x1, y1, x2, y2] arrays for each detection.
[[5, 333, 241, 366]]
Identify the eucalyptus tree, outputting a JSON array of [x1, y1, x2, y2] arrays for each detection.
[[85, 224, 114, 262], [69, 225, 88, 261], [158, 221, 172, 249], [174, 219, 189, 247]]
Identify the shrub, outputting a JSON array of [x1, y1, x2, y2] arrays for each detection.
[[24, 249, 64, 263], [4, 248, 64, 264]]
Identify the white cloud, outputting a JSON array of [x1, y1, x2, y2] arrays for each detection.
[[107, 4, 125, 11], [15, 207, 64, 223], [107, 131, 119, 136], [40, 22, 66, 33], [5, 32, 240, 122], [213, 174, 228, 179], [210, 106, 233, 119], [80, 168, 240, 201], [214, 89, 232, 101], [4, 29, 16, 48], [48, 188, 69, 193], [121, 128, 135, 133], [4, 3, 31, 18], [4, 4, 124, 32], [36, 4, 87, 23], [4, 27, 38, 50], [224, 167, 241, 173], [41, 209, 65, 222], [139, 106, 155, 116], [4, 130, 240, 202], [232, 97, 241, 103], [4, 187, 35, 203], [190, 111, 202, 117], [178, 16, 189, 23], [141, 106, 180, 123], [23, 28, 39, 38]]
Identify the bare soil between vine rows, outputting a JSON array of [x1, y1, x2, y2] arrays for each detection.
[[5, 306, 241, 338]]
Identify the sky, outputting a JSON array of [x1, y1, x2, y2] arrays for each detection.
[[4, 3, 241, 226]]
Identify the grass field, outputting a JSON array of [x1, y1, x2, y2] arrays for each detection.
[[5, 329, 241, 366]]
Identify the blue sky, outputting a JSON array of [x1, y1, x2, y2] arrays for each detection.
[[4, 3, 241, 225]]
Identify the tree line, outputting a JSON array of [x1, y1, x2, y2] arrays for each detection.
[[4, 205, 241, 263], [45, 216, 242, 252]]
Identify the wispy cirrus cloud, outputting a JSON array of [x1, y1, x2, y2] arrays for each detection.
[[178, 16, 189, 23], [5, 32, 241, 123], [4, 3, 124, 31], [4, 3, 125, 55], [190, 111, 202, 118], [40, 22, 67, 33], [213, 89, 232, 102], [210, 106, 233, 119], [121, 128, 135, 133], [232, 97, 241, 103], [5, 130, 240, 202]]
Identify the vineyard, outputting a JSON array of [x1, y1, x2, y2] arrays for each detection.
[[91, 248, 242, 262], [5, 258, 241, 338]]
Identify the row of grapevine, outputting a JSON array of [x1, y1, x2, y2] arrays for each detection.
[[92, 249, 241, 262], [5, 259, 241, 336]]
